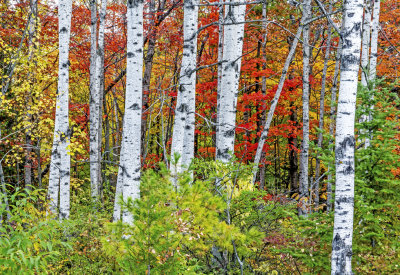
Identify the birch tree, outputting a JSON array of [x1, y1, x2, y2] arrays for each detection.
[[215, 0, 246, 163], [114, 0, 144, 224], [298, 0, 312, 216], [363, 0, 380, 147], [170, 0, 199, 176], [90, 0, 107, 199], [47, 0, 73, 219], [331, 0, 363, 273], [369, 0, 380, 82], [360, 0, 371, 87]]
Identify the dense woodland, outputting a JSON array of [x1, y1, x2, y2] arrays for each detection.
[[0, 0, 400, 273]]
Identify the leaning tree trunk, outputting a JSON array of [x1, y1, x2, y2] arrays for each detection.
[[215, 0, 246, 163], [170, 0, 199, 177], [298, 0, 312, 217], [252, 17, 305, 183], [331, 0, 363, 273], [47, 0, 72, 220], [90, 0, 107, 199], [114, 0, 144, 224]]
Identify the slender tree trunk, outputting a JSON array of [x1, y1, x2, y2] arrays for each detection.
[[360, 0, 371, 87], [114, 0, 144, 224], [369, 0, 380, 82], [327, 19, 345, 212], [252, 18, 304, 183], [215, 0, 246, 163], [90, 0, 107, 199], [258, 1, 268, 189], [331, 0, 363, 273], [215, 3, 224, 152], [171, 0, 199, 176], [47, 0, 72, 220], [364, 0, 380, 147], [298, 0, 312, 216], [24, 0, 37, 191], [314, 1, 334, 210]]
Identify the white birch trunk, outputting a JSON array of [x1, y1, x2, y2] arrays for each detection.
[[215, 0, 246, 163], [360, 0, 371, 86], [90, 0, 107, 199], [298, 0, 312, 216], [252, 20, 304, 182], [327, 18, 345, 212], [115, 0, 144, 224], [364, 0, 380, 147], [360, 0, 371, 147], [181, 0, 199, 169], [369, 0, 380, 82], [331, 0, 363, 273], [170, 0, 199, 175], [215, 4, 224, 153], [48, 0, 72, 219]]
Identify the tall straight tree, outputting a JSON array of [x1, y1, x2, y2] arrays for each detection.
[[369, 0, 380, 81], [90, 0, 107, 199], [170, 0, 199, 176], [47, 0, 73, 220], [298, 0, 312, 216], [215, 0, 246, 163], [113, 0, 144, 224], [360, 0, 371, 87], [331, 0, 363, 273]]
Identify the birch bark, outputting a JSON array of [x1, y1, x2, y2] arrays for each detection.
[[298, 0, 312, 216], [315, 0, 334, 210], [90, 0, 107, 199], [215, 3, 224, 152], [171, 0, 199, 175], [331, 0, 363, 273], [215, 0, 246, 163], [115, 0, 144, 224], [360, 0, 371, 86], [327, 19, 345, 212], [369, 0, 380, 82], [47, 0, 72, 219]]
